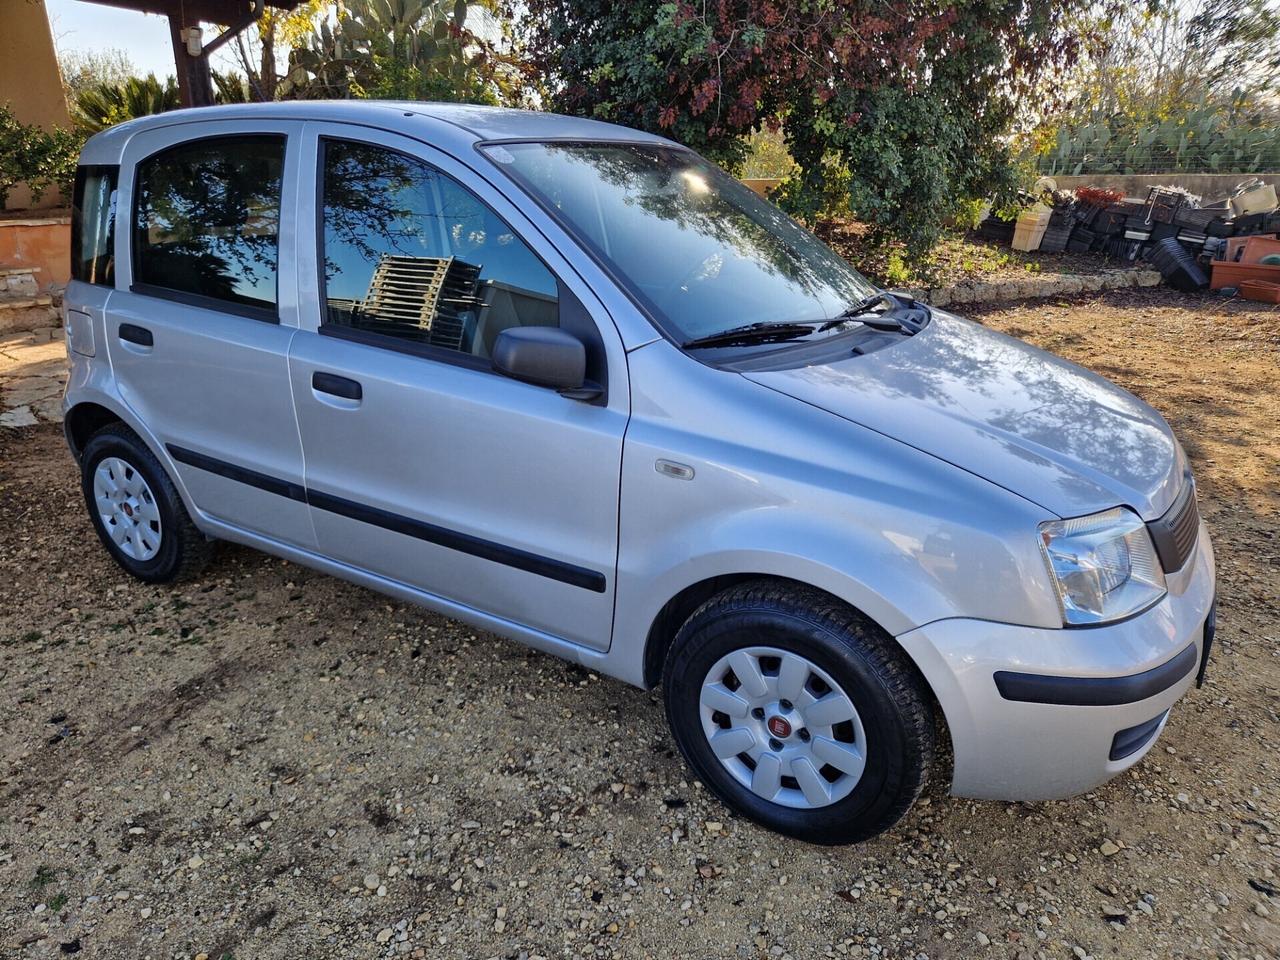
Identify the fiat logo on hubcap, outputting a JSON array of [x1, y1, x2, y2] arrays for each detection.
[[767, 715, 791, 738]]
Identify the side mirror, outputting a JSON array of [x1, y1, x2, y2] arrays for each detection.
[[491, 327, 600, 400]]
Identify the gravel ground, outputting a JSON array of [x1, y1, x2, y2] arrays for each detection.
[[1, 288, 1277, 960]]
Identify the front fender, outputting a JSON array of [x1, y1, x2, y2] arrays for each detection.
[[609, 341, 1064, 688]]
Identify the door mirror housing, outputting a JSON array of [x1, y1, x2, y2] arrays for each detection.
[[492, 327, 600, 400]]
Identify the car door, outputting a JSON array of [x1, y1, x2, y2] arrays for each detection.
[[288, 123, 629, 651], [107, 120, 314, 548]]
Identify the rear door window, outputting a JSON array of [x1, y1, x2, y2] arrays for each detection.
[[132, 135, 285, 316]]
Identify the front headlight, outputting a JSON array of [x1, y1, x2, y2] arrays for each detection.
[[1039, 507, 1166, 625]]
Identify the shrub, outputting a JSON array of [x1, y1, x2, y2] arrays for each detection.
[[0, 106, 81, 209]]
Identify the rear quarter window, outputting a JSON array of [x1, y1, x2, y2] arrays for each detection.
[[71, 165, 118, 286]]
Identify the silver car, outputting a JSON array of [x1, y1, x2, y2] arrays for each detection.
[[63, 103, 1216, 844]]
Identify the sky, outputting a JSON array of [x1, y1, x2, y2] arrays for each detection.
[[45, 0, 240, 78]]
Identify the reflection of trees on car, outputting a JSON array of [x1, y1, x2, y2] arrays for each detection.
[[501, 142, 876, 335], [134, 137, 283, 307], [321, 140, 560, 356], [519, 144, 870, 302], [322, 141, 494, 282]]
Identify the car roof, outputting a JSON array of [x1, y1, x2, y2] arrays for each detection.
[[79, 101, 676, 165]]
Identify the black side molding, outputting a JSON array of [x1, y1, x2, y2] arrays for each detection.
[[167, 444, 306, 502], [307, 488, 607, 593], [163, 445, 606, 593], [1196, 596, 1217, 688], [994, 642, 1198, 706]]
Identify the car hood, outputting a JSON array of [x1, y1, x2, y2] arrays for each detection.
[[745, 311, 1184, 520]]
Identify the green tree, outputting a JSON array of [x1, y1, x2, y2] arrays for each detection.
[[522, 1, 1088, 258], [57, 47, 138, 102], [70, 74, 181, 135]]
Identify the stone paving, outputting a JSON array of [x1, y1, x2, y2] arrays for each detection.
[[0, 325, 66, 428]]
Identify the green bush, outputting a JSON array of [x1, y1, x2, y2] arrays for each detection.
[[0, 105, 82, 209]]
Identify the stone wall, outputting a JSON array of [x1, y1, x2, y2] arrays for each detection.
[[1051, 173, 1280, 202]]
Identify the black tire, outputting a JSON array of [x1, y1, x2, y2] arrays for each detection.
[[663, 579, 934, 844], [80, 423, 214, 584]]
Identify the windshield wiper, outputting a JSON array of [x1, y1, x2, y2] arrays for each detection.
[[820, 291, 931, 334], [682, 293, 929, 350], [681, 321, 820, 350], [818, 292, 905, 332]]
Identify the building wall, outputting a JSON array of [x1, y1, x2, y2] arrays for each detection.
[[0, 217, 72, 287], [1, 0, 72, 211]]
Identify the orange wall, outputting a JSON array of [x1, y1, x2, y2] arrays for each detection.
[[0, 218, 71, 287], [1, 1, 73, 211]]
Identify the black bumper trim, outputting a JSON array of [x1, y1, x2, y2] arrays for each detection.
[[994, 642, 1198, 706], [1196, 597, 1217, 688], [1109, 710, 1169, 761]]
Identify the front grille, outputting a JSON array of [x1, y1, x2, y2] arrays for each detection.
[[1146, 478, 1200, 572]]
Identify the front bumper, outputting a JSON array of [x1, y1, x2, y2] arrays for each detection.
[[898, 520, 1216, 801]]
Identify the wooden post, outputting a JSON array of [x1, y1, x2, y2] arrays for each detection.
[[168, 10, 215, 107]]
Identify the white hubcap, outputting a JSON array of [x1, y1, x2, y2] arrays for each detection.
[[93, 456, 162, 561], [699, 646, 867, 809]]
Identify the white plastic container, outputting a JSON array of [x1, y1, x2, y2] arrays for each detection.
[[1230, 181, 1278, 217], [1012, 207, 1053, 251]]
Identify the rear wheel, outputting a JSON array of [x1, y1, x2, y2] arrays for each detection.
[[80, 423, 214, 583], [663, 580, 934, 844]]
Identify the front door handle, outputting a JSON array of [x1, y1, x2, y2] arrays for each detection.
[[312, 371, 362, 401], [118, 323, 153, 347]]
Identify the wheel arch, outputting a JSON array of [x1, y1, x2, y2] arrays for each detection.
[[641, 572, 903, 690], [639, 571, 954, 790], [63, 396, 201, 525], [64, 400, 126, 461]]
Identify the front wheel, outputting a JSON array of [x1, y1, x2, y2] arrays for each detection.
[[663, 580, 935, 844]]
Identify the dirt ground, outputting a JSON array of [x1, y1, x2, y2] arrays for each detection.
[[1, 288, 1277, 960]]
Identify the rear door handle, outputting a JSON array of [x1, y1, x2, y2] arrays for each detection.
[[312, 371, 362, 401], [118, 323, 153, 347]]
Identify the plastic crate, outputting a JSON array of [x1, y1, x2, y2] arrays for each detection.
[[1206, 217, 1235, 238], [1239, 279, 1280, 303], [1234, 212, 1268, 235], [1093, 209, 1128, 235], [976, 217, 1016, 244], [1224, 234, 1277, 262], [1012, 207, 1053, 251], [1238, 236, 1280, 264], [1144, 187, 1191, 224], [1173, 206, 1218, 231], [1067, 226, 1098, 252], [1148, 237, 1208, 291], [1229, 180, 1278, 217]]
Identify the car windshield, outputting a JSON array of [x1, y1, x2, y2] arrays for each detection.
[[482, 141, 878, 344]]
